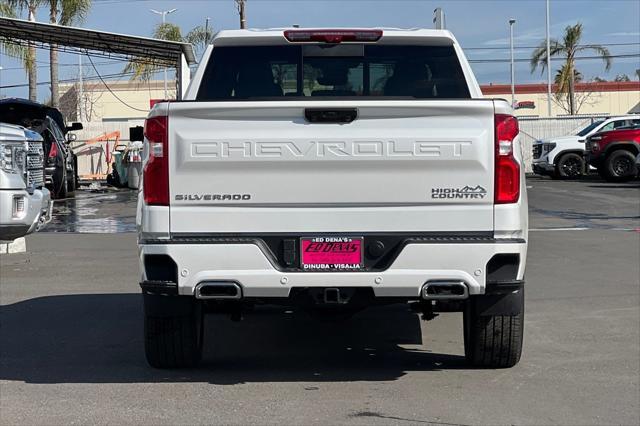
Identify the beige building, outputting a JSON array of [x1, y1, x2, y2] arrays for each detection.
[[59, 80, 174, 123], [481, 81, 640, 117]]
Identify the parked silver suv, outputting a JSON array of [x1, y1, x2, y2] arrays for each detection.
[[0, 123, 52, 242]]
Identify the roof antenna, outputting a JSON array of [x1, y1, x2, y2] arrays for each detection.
[[292, 24, 300, 28]]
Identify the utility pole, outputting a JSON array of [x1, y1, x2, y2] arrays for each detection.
[[205, 17, 210, 45], [78, 54, 84, 122], [235, 0, 246, 29], [546, 0, 552, 116], [509, 19, 516, 108], [433, 8, 445, 30], [150, 8, 178, 99]]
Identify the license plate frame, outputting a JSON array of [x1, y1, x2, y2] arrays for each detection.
[[300, 236, 364, 272]]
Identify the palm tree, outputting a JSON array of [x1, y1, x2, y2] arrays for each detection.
[[123, 22, 212, 83], [531, 23, 612, 115], [47, 0, 91, 108], [0, 3, 28, 67], [4, 0, 43, 101]]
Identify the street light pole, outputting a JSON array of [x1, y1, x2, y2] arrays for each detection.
[[150, 8, 177, 99], [546, 0, 552, 116], [509, 19, 516, 108]]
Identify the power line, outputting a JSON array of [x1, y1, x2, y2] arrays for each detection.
[[85, 54, 150, 112], [468, 53, 640, 64], [464, 42, 640, 50]]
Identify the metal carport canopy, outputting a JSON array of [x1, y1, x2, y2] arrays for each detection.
[[0, 17, 196, 99]]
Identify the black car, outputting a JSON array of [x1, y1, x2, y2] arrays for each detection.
[[0, 98, 82, 198]]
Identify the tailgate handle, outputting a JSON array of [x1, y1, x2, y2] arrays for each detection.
[[305, 108, 357, 124]]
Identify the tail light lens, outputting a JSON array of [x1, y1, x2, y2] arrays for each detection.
[[143, 115, 169, 206], [494, 114, 520, 204], [284, 29, 382, 43], [48, 142, 58, 158]]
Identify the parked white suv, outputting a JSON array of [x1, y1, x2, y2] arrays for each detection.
[[137, 28, 528, 369], [0, 123, 52, 242], [532, 115, 640, 178]]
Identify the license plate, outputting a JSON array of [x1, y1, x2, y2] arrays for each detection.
[[300, 237, 363, 271]]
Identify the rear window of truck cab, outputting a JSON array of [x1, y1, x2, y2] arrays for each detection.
[[196, 45, 471, 100]]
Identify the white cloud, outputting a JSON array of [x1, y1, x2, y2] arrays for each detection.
[[483, 19, 587, 47]]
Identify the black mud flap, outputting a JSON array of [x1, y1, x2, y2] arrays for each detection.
[[473, 281, 524, 316]]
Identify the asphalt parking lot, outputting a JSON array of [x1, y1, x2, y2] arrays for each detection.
[[1, 176, 639, 425]]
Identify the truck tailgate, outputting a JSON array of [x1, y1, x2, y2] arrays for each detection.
[[167, 100, 496, 234]]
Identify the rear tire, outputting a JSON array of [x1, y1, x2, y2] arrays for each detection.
[[57, 168, 68, 199], [463, 289, 524, 368], [556, 153, 585, 179], [603, 150, 636, 182], [144, 294, 204, 369]]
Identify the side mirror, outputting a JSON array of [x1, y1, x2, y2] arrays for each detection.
[[66, 122, 83, 132], [67, 133, 77, 143]]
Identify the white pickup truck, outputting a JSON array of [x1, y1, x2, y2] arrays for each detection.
[[532, 115, 640, 178], [137, 28, 528, 369], [1, 123, 52, 242]]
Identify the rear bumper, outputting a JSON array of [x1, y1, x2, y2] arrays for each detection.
[[139, 238, 527, 298]]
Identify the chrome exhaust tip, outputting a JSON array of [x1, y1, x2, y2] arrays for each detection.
[[422, 281, 469, 300], [195, 281, 242, 300]]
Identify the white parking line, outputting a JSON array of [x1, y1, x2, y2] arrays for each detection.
[[530, 227, 638, 232], [530, 227, 589, 232]]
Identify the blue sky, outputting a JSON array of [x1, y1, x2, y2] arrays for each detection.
[[1, 0, 639, 101]]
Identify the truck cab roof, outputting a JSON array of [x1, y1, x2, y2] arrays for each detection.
[[211, 28, 459, 46]]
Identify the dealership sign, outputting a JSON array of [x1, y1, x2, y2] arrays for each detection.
[[515, 101, 536, 110]]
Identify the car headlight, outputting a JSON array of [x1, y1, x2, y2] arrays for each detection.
[[0, 142, 27, 175], [591, 142, 600, 152], [543, 143, 556, 153]]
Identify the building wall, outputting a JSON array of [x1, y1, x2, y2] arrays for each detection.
[[481, 82, 640, 117], [59, 80, 174, 122]]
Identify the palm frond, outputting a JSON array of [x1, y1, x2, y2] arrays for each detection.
[[124, 23, 183, 81], [577, 44, 612, 71], [0, 2, 17, 16], [530, 39, 562, 74], [153, 22, 183, 42], [185, 25, 213, 58], [59, 0, 91, 25]]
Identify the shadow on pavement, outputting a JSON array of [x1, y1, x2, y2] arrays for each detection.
[[587, 183, 640, 189], [0, 294, 467, 384]]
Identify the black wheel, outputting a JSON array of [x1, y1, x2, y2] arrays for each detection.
[[604, 150, 636, 182], [73, 155, 79, 190], [143, 294, 204, 369], [556, 153, 585, 179], [67, 166, 76, 196], [463, 288, 524, 368], [57, 168, 68, 199]]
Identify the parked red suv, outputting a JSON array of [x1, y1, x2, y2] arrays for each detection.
[[585, 126, 640, 182]]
